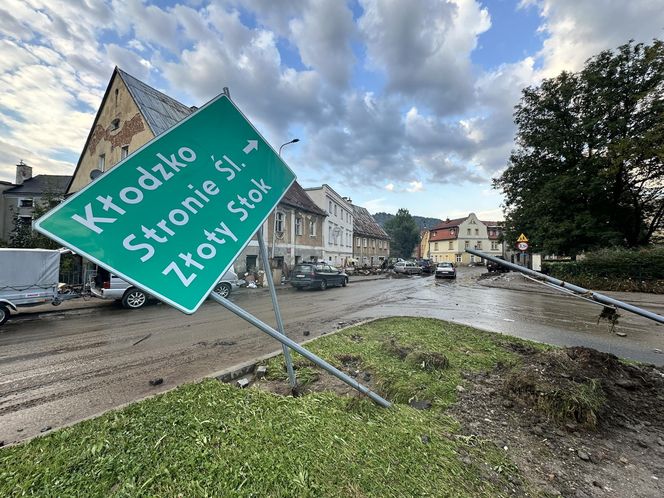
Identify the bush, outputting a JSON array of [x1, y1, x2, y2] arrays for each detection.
[[543, 246, 664, 293]]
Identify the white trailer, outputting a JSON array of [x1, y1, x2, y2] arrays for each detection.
[[0, 248, 67, 326]]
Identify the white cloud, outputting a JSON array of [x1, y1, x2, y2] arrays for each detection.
[[406, 180, 424, 193], [359, 0, 490, 114], [524, 0, 664, 77], [384, 183, 394, 191]]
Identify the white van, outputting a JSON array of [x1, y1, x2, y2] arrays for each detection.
[[90, 266, 239, 309]]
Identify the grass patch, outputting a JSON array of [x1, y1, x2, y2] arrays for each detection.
[[0, 318, 544, 496]]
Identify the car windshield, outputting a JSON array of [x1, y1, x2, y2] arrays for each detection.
[[437, 263, 453, 268]]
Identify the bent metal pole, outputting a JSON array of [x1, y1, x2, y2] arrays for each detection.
[[209, 291, 392, 408], [466, 248, 664, 325], [256, 225, 297, 388]]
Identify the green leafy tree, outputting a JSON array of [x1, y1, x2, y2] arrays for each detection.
[[384, 208, 420, 258], [495, 40, 664, 256]]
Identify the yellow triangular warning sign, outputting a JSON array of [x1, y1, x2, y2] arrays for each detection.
[[516, 233, 528, 243]]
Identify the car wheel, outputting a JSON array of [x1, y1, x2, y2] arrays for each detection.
[[0, 305, 9, 326], [342, 277, 347, 287], [122, 288, 147, 309], [214, 282, 232, 298], [320, 279, 327, 290]]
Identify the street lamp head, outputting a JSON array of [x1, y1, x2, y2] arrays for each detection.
[[279, 138, 300, 156]]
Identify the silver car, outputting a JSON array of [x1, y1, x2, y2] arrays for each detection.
[[91, 267, 239, 309], [393, 261, 422, 275]]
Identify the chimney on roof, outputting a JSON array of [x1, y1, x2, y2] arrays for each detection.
[[15, 160, 32, 185], [445, 217, 450, 222]]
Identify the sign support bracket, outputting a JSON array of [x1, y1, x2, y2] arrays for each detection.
[[256, 224, 297, 388]]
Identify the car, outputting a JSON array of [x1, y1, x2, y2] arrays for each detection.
[[435, 262, 456, 279], [418, 259, 434, 274], [487, 257, 509, 273], [290, 263, 348, 290], [394, 261, 422, 275], [90, 266, 239, 309]]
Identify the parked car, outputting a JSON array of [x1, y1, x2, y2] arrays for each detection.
[[487, 257, 509, 273], [418, 259, 434, 274], [435, 262, 457, 279], [290, 263, 348, 290], [91, 266, 239, 309], [394, 261, 422, 275]]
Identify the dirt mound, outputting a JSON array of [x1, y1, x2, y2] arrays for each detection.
[[503, 346, 664, 430], [449, 346, 664, 497]]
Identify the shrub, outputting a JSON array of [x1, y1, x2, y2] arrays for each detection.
[[543, 246, 664, 293]]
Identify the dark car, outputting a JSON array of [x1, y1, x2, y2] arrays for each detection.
[[487, 257, 509, 273], [291, 263, 348, 290], [418, 259, 434, 274]]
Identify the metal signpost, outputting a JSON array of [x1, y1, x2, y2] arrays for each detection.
[[35, 93, 389, 407]]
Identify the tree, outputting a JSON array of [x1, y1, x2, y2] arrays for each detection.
[[494, 40, 664, 256], [384, 208, 420, 258]]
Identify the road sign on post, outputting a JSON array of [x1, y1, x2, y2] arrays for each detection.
[[35, 94, 295, 314]]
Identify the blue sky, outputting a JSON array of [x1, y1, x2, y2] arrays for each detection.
[[1, 0, 663, 221]]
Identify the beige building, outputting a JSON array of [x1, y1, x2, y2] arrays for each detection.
[[428, 213, 503, 265], [304, 185, 354, 266], [67, 66, 326, 275], [352, 205, 390, 266]]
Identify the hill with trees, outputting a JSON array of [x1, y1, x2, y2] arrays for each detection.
[[373, 212, 442, 232]]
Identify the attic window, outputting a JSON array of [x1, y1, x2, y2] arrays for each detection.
[[111, 118, 120, 130], [114, 88, 119, 106]]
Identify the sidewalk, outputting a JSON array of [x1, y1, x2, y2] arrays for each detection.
[[5, 273, 389, 323]]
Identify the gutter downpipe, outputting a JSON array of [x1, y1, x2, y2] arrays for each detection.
[[466, 248, 664, 325]]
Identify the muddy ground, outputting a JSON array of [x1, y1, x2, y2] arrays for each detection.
[[254, 346, 664, 497]]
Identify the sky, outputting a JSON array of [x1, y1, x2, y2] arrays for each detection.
[[1, 1, 663, 222]]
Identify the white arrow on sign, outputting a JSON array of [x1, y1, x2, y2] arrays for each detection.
[[243, 139, 258, 154]]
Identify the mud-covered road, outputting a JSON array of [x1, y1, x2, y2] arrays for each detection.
[[1, 268, 662, 444]]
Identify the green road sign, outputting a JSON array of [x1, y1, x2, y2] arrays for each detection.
[[35, 95, 296, 314]]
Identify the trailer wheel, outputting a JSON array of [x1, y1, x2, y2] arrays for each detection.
[[0, 305, 9, 326]]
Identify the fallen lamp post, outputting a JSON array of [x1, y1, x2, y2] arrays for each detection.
[[466, 248, 664, 326]]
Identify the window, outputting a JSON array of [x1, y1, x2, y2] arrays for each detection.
[[363, 238, 367, 248], [295, 217, 303, 236], [434, 242, 439, 251], [334, 204, 337, 216], [98, 153, 106, 172], [329, 200, 333, 213], [309, 220, 316, 237], [475, 229, 479, 235], [18, 215, 32, 225], [464, 241, 470, 249], [448, 241, 453, 250], [329, 226, 333, 244], [121, 145, 129, 159], [111, 118, 120, 131], [467, 228, 471, 235], [347, 230, 352, 246], [19, 198, 34, 208], [356, 237, 361, 247], [491, 241, 499, 250], [372, 239, 375, 248], [275, 211, 284, 233], [476, 241, 482, 250], [456, 254, 462, 263], [114, 88, 119, 106]]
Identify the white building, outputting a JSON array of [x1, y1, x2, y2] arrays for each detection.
[[303, 184, 354, 266]]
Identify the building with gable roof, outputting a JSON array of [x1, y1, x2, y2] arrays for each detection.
[[352, 205, 390, 266], [1, 161, 70, 244], [428, 213, 503, 265], [67, 67, 326, 275]]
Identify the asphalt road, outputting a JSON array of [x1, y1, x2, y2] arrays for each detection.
[[1, 268, 663, 444]]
